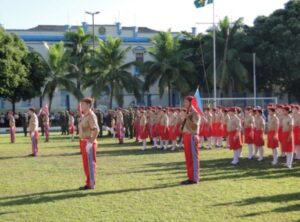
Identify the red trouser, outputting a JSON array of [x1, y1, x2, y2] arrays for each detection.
[[10, 127, 16, 143], [183, 133, 200, 182], [267, 130, 279, 149], [31, 130, 39, 156], [281, 132, 294, 153], [80, 139, 97, 188], [116, 123, 124, 143], [44, 124, 49, 141], [69, 124, 75, 134]]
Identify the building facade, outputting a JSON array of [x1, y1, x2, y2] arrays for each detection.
[[0, 22, 196, 112]]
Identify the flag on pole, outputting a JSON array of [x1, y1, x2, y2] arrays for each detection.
[[43, 104, 49, 115], [194, 0, 213, 8], [191, 97, 202, 115], [77, 103, 83, 117], [194, 88, 203, 113]]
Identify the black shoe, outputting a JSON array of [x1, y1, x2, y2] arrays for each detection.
[[79, 185, 90, 190], [181, 180, 198, 185]]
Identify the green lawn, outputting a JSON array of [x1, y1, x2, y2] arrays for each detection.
[[0, 133, 300, 222]]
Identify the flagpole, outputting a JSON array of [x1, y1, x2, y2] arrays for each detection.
[[213, 0, 217, 108]]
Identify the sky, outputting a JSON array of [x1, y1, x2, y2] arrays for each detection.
[[0, 0, 289, 33]]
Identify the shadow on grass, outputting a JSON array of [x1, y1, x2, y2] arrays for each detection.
[[98, 148, 173, 157], [99, 142, 141, 148], [0, 152, 80, 160], [0, 211, 18, 216], [43, 144, 79, 149], [40, 152, 81, 158], [215, 192, 300, 218], [46, 136, 72, 141], [0, 183, 180, 207], [138, 158, 300, 181]]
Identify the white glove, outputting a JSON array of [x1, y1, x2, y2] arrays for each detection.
[[31, 132, 35, 137]]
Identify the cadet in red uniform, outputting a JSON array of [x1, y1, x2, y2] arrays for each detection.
[[281, 105, 294, 168], [291, 105, 300, 160], [267, 106, 279, 165], [78, 98, 100, 190], [227, 107, 243, 165], [244, 106, 254, 159], [8, 111, 16, 143], [203, 107, 213, 149], [253, 107, 265, 161], [139, 109, 148, 150], [276, 105, 285, 157], [160, 108, 170, 150], [42, 111, 50, 142], [68, 111, 75, 142], [116, 108, 124, 144], [181, 96, 201, 185], [169, 108, 178, 151], [151, 107, 159, 149], [28, 108, 39, 156]]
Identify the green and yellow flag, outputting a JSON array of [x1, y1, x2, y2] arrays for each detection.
[[194, 0, 213, 8]]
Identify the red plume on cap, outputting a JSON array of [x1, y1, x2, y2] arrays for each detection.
[[185, 95, 201, 114], [81, 97, 94, 104], [291, 104, 300, 109], [184, 96, 194, 102], [228, 107, 236, 112], [283, 105, 291, 111], [28, 107, 36, 113]]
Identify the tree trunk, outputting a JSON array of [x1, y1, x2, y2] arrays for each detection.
[[11, 100, 16, 113], [168, 83, 171, 106], [288, 92, 292, 104], [39, 96, 43, 108], [110, 83, 114, 109], [77, 80, 81, 102], [49, 96, 53, 114], [219, 32, 230, 98]]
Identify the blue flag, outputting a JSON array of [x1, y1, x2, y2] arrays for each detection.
[[194, 88, 203, 113]]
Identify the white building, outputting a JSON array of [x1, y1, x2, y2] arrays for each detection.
[[0, 22, 196, 112]]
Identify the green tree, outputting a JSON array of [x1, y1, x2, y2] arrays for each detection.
[[43, 42, 83, 112], [142, 31, 194, 106], [8, 51, 49, 112], [249, 0, 300, 102], [85, 36, 140, 108], [64, 27, 93, 96], [180, 32, 212, 97], [203, 17, 252, 97], [0, 27, 29, 112]]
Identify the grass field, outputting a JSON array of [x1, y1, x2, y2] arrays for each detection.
[[0, 133, 300, 222]]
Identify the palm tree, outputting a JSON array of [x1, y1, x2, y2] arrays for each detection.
[[64, 27, 93, 95], [142, 31, 194, 106], [84, 36, 140, 108], [180, 32, 211, 97], [43, 42, 83, 112], [203, 17, 252, 97]]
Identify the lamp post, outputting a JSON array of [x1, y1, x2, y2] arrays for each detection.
[[85, 11, 100, 108], [85, 11, 100, 53], [253, 53, 257, 106]]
